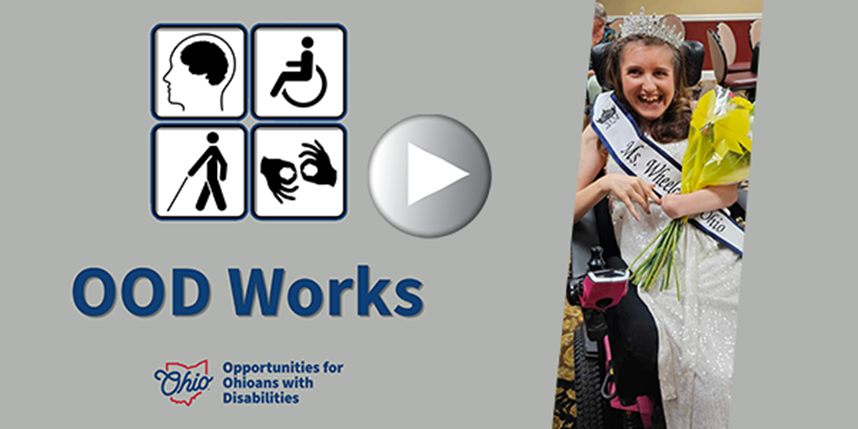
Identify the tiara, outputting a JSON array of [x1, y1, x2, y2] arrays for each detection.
[[619, 7, 683, 49]]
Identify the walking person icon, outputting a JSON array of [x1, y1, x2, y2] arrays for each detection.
[[188, 132, 228, 211], [155, 125, 247, 220], [269, 36, 327, 108]]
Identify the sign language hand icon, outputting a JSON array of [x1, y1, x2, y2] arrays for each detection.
[[260, 157, 300, 203], [300, 140, 337, 187], [252, 125, 345, 220]]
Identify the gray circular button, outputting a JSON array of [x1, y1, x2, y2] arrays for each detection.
[[368, 115, 491, 238]]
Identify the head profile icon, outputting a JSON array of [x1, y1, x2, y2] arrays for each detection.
[[163, 33, 236, 113]]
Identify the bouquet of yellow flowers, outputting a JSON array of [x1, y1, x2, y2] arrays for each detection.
[[630, 87, 753, 299]]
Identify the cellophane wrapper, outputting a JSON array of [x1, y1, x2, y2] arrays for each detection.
[[682, 86, 753, 194]]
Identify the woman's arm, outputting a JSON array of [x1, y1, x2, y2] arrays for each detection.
[[661, 184, 739, 219], [573, 125, 661, 223], [573, 125, 608, 223], [576, 125, 607, 192]]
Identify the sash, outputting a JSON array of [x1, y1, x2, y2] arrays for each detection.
[[590, 92, 744, 255]]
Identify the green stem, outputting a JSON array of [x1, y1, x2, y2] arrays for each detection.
[[644, 221, 677, 290], [673, 223, 683, 300], [652, 221, 678, 290], [662, 241, 675, 292], [630, 225, 669, 271], [632, 240, 661, 286]]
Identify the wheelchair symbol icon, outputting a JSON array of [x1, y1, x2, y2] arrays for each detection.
[[269, 36, 328, 108]]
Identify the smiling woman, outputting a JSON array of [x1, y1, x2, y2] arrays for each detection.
[[605, 33, 691, 144], [563, 9, 745, 428], [620, 43, 675, 121]]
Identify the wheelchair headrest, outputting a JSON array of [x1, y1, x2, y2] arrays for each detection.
[[591, 40, 705, 90], [684, 40, 705, 86]]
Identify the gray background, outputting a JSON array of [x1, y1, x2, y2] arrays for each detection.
[[0, 1, 854, 428]]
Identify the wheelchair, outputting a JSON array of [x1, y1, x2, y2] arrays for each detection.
[[567, 243, 664, 429]]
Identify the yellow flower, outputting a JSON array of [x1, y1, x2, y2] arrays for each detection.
[[683, 88, 753, 193]]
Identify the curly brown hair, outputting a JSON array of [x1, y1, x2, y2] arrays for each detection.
[[604, 34, 692, 143]]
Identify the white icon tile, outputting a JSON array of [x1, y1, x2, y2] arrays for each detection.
[[253, 25, 346, 119], [253, 126, 346, 219], [153, 126, 247, 219], [152, 25, 247, 119]]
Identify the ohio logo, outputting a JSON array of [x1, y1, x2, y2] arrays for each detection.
[[153, 359, 215, 406]]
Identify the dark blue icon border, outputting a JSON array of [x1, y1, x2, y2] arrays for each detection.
[[250, 23, 348, 122], [151, 123, 249, 221], [250, 123, 348, 221], [150, 23, 249, 121]]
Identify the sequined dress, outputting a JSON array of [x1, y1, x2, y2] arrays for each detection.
[[606, 138, 742, 429]]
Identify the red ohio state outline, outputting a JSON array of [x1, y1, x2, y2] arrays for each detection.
[[164, 360, 210, 406]]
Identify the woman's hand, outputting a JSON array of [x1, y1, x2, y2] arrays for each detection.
[[598, 174, 661, 221]]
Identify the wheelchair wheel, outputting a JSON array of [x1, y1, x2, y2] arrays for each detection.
[[621, 410, 645, 429], [281, 65, 328, 108], [573, 325, 608, 429]]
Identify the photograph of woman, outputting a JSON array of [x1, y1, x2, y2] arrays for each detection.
[[555, 4, 758, 429]]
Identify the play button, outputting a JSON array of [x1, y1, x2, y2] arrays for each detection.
[[369, 115, 491, 238], [407, 142, 470, 206]]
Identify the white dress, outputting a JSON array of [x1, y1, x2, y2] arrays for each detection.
[[606, 138, 742, 429]]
